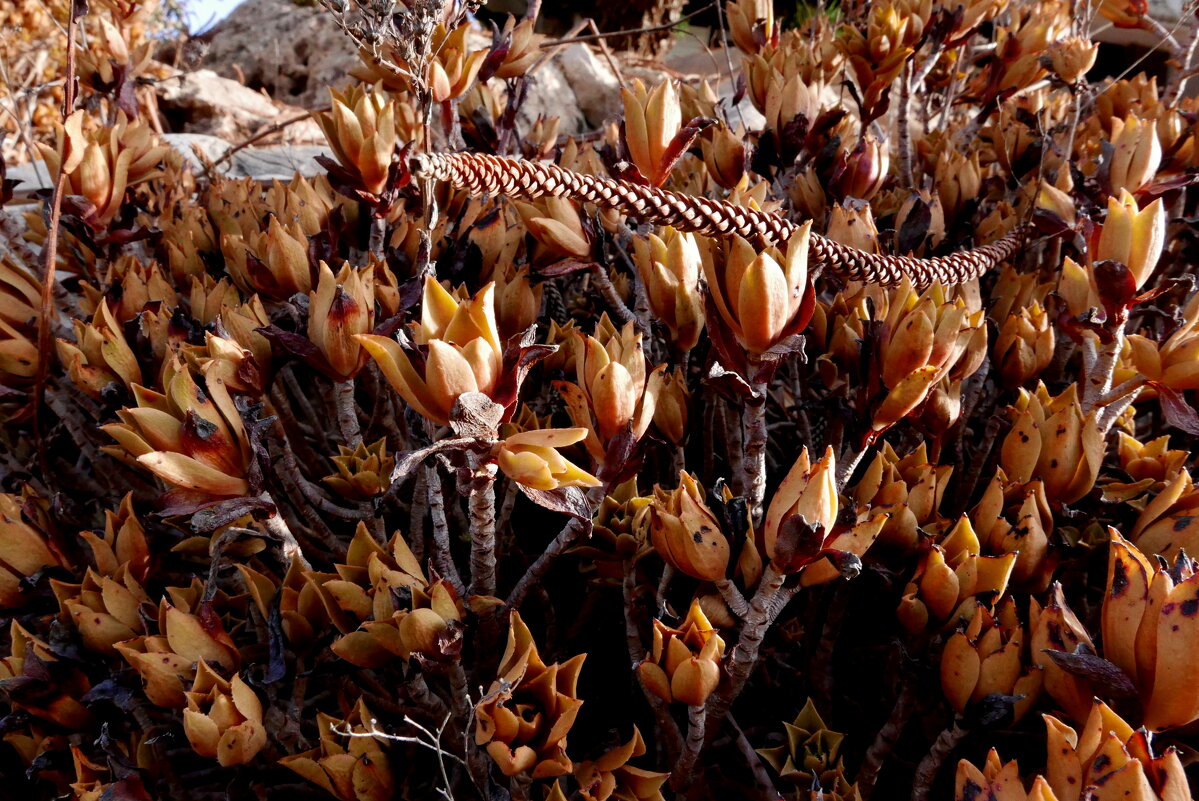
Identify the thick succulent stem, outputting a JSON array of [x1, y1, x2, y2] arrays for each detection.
[[742, 374, 768, 525], [1082, 322, 1126, 414], [703, 563, 787, 743], [715, 578, 749, 619], [671, 705, 708, 791], [468, 461, 499, 598], [368, 214, 387, 259], [912, 719, 969, 801], [334, 379, 362, 446], [426, 462, 466, 596], [897, 62, 914, 187]]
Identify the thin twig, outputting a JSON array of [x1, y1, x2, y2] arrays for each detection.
[[33, 3, 78, 483], [728, 714, 777, 801], [200, 106, 327, 179], [505, 484, 604, 609], [537, 4, 714, 48]]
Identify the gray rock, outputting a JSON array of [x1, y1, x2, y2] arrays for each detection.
[[157, 69, 285, 141], [555, 44, 622, 128], [6, 161, 53, 195], [5, 136, 332, 196], [161, 132, 236, 171], [517, 59, 587, 137], [227, 144, 333, 181], [200, 0, 360, 109]]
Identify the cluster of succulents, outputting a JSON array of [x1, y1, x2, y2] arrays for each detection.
[[2, 0, 1199, 799]]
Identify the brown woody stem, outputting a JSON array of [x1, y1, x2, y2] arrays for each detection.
[[591, 263, 638, 329], [446, 658, 491, 796], [715, 578, 749, 619], [897, 61, 914, 187], [729, 713, 777, 801], [858, 672, 917, 800]]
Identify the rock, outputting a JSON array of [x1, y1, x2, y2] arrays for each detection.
[[200, 0, 360, 108], [225, 145, 333, 181], [161, 132, 235, 171], [6, 135, 332, 197], [157, 69, 283, 141], [517, 59, 587, 137], [555, 44, 622, 128]]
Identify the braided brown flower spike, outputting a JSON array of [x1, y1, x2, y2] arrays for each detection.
[[410, 151, 1028, 287]]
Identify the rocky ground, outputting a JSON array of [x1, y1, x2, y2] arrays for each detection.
[[9, 0, 768, 194], [5, 0, 1180, 196]]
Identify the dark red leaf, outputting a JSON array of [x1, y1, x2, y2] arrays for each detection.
[[1150, 382, 1199, 435], [1092, 259, 1137, 324], [515, 484, 593, 520], [655, 116, 717, 185], [540, 259, 596, 277], [753, 334, 806, 384], [704, 361, 755, 402], [896, 195, 932, 255], [1043, 648, 1138, 698]]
